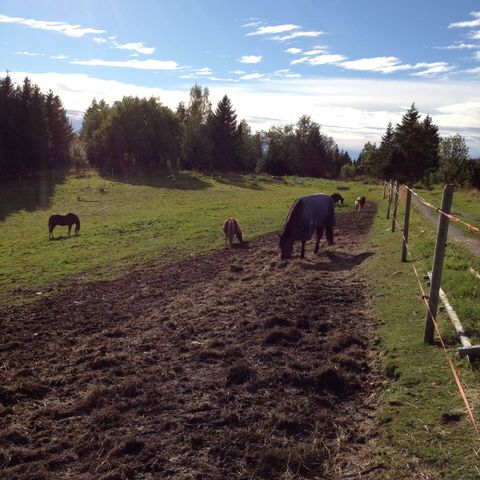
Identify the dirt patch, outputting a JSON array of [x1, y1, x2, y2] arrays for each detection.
[[0, 207, 383, 479]]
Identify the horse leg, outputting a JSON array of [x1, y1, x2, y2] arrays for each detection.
[[314, 226, 324, 253], [67, 224, 71, 237], [300, 241, 306, 258], [49, 226, 54, 240]]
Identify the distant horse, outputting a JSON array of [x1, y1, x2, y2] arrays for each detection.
[[330, 192, 344, 206], [354, 196, 366, 213], [48, 213, 80, 239], [279, 193, 335, 260], [223, 218, 244, 247]]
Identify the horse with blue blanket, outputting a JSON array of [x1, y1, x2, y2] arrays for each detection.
[[279, 193, 335, 260]]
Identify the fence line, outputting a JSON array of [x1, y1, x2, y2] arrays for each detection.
[[391, 213, 479, 435], [404, 185, 480, 234]]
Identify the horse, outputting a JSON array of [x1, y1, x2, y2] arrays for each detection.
[[279, 193, 335, 260], [330, 192, 344, 205], [48, 213, 80, 239], [223, 218, 244, 247], [354, 196, 366, 213]]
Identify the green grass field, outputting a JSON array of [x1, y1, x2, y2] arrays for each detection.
[[0, 171, 376, 305]]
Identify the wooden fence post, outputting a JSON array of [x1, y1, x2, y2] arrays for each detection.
[[401, 183, 412, 262], [424, 184, 454, 345], [391, 181, 399, 232], [386, 179, 393, 219]]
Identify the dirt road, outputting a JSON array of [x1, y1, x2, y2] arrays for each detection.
[[413, 197, 480, 257], [0, 207, 382, 480]]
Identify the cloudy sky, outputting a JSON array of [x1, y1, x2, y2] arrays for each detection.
[[1, 0, 480, 157]]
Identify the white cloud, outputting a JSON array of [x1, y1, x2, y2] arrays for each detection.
[[285, 48, 302, 54], [292, 54, 346, 66], [241, 20, 262, 29], [113, 41, 155, 55], [435, 41, 480, 50], [340, 56, 407, 73], [71, 58, 178, 70], [195, 67, 213, 76], [15, 51, 41, 56], [475, 51, 480, 61], [247, 24, 299, 36], [448, 11, 480, 28], [411, 62, 454, 77], [0, 13, 105, 37], [469, 31, 480, 40], [304, 46, 329, 55], [465, 66, 480, 74], [272, 30, 325, 42], [240, 73, 265, 80], [50, 54, 69, 60], [93, 37, 107, 44], [230, 70, 246, 75], [239, 55, 262, 64]]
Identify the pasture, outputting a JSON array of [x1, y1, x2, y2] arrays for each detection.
[[1, 172, 480, 479], [0, 171, 374, 306]]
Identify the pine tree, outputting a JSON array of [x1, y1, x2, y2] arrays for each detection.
[[210, 95, 239, 171]]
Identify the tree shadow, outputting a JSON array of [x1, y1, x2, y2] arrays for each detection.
[[0, 172, 67, 222], [212, 172, 266, 190], [300, 250, 375, 272], [98, 170, 211, 190]]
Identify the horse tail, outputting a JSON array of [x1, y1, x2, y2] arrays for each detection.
[[75, 216, 80, 231], [339, 194, 344, 205]]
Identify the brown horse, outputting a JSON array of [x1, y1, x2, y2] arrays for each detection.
[[223, 218, 244, 247], [48, 213, 80, 239], [354, 196, 366, 212], [330, 192, 344, 205], [279, 193, 335, 260]]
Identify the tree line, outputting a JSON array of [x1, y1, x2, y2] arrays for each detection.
[[0, 74, 73, 179], [80, 84, 351, 178], [353, 103, 480, 187], [1, 74, 478, 187]]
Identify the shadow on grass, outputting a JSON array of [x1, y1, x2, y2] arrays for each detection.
[[212, 173, 267, 191], [98, 169, 211, 191], [0, 172, 66, 222]]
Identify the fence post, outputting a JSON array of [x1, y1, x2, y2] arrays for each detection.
[[424, 184, 454, 345], [401, 183, 412, 262], [391, 181, 399, 232], [386, 179, 393, 219]]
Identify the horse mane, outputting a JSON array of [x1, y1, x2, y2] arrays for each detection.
[[280, 199, 303, 240]]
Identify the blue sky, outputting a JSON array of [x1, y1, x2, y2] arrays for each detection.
[[1, 0, 480, 156]]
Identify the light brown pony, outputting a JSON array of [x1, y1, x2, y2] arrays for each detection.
[[223, 218, 244, 247], [354, 196, 366, 212]]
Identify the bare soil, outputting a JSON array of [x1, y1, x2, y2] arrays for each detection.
[[0, 207, 383, 480]]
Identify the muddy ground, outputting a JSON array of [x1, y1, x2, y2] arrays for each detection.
[[0, 206, 383, 480]]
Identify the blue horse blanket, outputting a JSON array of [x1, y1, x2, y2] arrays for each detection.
[[298, 193, 336, 242]]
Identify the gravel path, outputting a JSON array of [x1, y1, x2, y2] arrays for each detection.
[[412, 197, 480, 257]]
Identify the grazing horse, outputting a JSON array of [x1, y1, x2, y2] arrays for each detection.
[[279, 193, 335, 260], [330, 192, 344, 206], [48, 213, 80, 239], [354, 196, 366, 213], [223, 218, 244, 247]]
